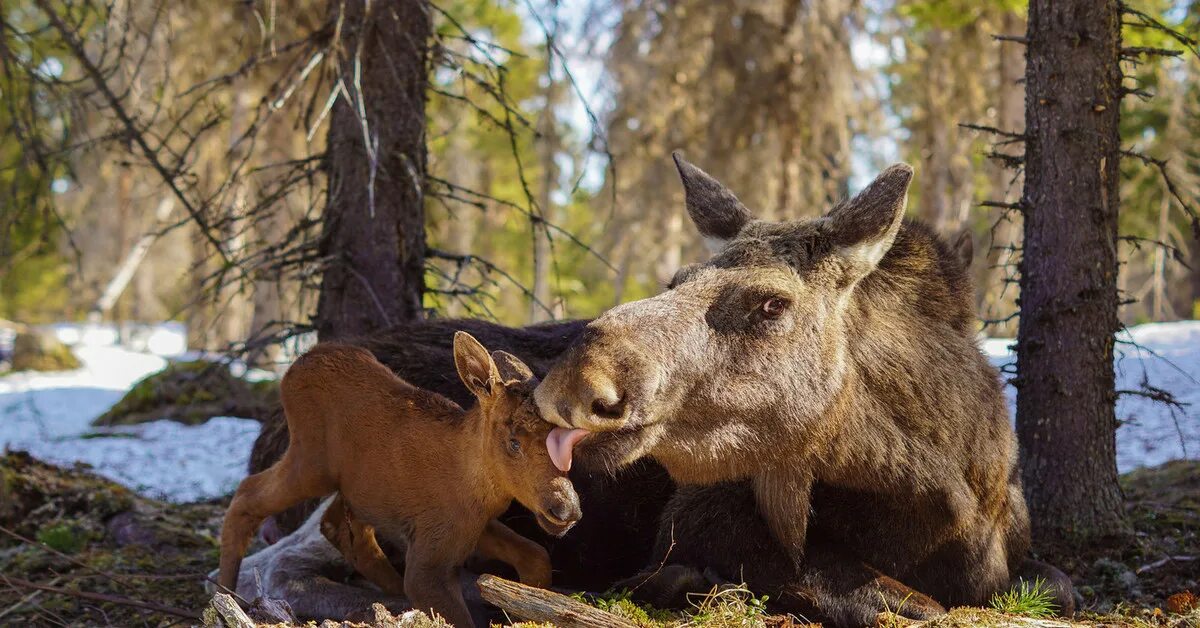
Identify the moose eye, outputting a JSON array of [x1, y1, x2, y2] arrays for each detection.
[[761, 297, 789, 319], [507, 438, 522, 454]]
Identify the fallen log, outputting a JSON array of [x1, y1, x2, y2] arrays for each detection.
[[203, 593, 256, 628], [476, 574, 637, 628]]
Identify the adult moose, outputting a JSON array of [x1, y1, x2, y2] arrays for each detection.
[[537, 155, 1071, 624], [246, 156, 1070, 626]]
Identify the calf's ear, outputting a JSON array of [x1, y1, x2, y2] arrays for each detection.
[[825, 163, 913, 279], [453, 331, 499, 399], [673, 152, 754, 254], [492, 350, 535, 386]]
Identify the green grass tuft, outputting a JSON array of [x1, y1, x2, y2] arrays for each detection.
[[35, 522, 89, 554], [989, 577, 1058, 618], [682, 585, 771, 627]]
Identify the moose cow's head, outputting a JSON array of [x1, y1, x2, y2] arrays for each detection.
[[537, 154, 915, 483]]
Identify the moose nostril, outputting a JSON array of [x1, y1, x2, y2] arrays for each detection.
[[590, 393, 626, 420], [550, 502, 580, 524]]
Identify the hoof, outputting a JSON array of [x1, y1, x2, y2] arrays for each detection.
[[615, 564, 716, 609]]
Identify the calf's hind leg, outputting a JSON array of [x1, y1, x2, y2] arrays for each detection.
[[319, 493, 406, 595], [218, 455, 334, 592]]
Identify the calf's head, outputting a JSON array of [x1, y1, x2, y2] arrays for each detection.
[[454, 332, 581, 536], [535, 156, 914, 482]]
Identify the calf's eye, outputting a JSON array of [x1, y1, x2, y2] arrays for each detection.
[[508, 438, 522, 454]]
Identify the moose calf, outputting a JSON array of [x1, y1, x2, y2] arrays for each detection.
[[217, 332, 582, 627]]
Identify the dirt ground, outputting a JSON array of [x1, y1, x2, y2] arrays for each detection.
[[0, 452, 1196, 627]]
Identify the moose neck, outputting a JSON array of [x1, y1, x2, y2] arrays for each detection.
[[458, 404, 510, 514], [815, 224, 1004, 494]]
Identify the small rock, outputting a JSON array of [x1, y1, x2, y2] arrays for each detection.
[[1118, 569, 1139, 590], [106, 511, 159, 547]]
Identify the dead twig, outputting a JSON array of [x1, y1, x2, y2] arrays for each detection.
[[1135, 554, 1197, 575], [0, 576, 60, 622], [477, 574, 637, 628], [0, 525, 132, 589], [0, 575, 200, 621]]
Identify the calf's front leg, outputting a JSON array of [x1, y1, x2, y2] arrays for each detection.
[[474, 519, 553, 588]]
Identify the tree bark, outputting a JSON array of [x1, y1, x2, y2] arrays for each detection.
[[1016, 0, 1128, 548], [315, 0, 429, 340]]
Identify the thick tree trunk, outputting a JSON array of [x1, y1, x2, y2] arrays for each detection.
[[316, 0, 429, 340], [1016, 0, 1128, 547]]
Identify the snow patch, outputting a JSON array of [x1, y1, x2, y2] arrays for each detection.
[[1, 344, 259, 503], [983, 321, 1200, 473]]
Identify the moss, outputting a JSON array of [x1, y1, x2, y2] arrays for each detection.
[[573, 589, 678, 626], [35, 522, 91, 554], [10, 332, 80, 372], [93, 360, 279, 426]]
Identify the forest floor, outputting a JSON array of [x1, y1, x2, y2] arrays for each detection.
[[0, 451, 1195, 627]]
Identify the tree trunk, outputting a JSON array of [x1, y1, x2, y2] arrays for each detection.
[[980, 11, 1026, 337], [1016, 0, 1128, 548], [530, 63, 561, 323], [315, 0, 429, 340]]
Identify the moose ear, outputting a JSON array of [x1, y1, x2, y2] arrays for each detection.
[[491, 350, 535, 386], [673, 152, 754, 253], [951, 228, 974, 271], [825, 163, 913, 277], [453, 331, 499, 399]]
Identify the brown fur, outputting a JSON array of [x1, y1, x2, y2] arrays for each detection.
[[533, 157, 1072, 624], [219, 335, 580, 628], [247, 318, 674, 593]]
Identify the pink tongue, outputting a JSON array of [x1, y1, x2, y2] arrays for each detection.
[[546, 427, 590, 473]]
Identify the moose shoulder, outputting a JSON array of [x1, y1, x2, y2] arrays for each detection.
[[535, 155, 1072, 623]]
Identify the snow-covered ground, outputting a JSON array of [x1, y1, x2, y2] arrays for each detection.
[[0, 344, 260, 503], [1, 322, 1197, 503]]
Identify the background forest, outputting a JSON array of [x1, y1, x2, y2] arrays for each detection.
[[3, 0, 1197, 357]]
